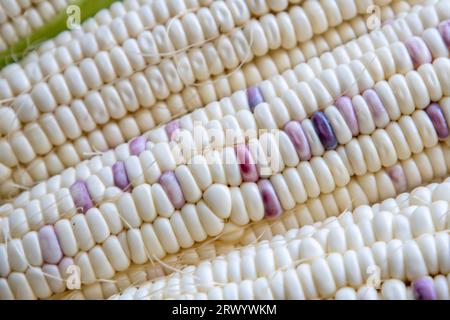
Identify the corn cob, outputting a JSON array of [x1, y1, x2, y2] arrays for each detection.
[[0, 1, 447, 198], [7, 0, 412, 84], [1, 25, 449, 214], [0, 0, 427, 197], [0, 44, 448, 235], [0, 3, 446, 202], [105, 179, 450, 300], [54, 176, 450, 300]]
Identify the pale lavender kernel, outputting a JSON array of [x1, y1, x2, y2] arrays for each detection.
[[113, 161, 131, 192], [363, 89, 389, 127], [70, 180, 94, 213], [247, 86, 264, 111], [258, 179, 282, 218], [283, 120, 311, 161], [165, 120, 180, 141], [413, 277, 436, 300], [387, 164, 407, 193], [438, 20, 450, 47], [129, 136, 147, 155], [425, 103, 449, 140], [159, 171, 185, 209], [405, 36, 432, 68], [38, 225, 63, 265], [335, 96, 359, 136], [58, 257, 75, 274]]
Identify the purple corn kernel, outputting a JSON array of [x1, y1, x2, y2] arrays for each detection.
[[235, 144, 259, 182], [257, 179, 282, 218], [113, 161, 131, 192], [387, 164, 407, 193], [283, 120, 311, 161], [363, 89, 389, 127], [165, 120, 180, 141], [413, 277, 436, 300], [311, 111, 337, 150], [404, 36, 432, 68], [70, 180, 94, 213], [335, 96, 359, 136], [247, 86, 264, 111], [159, 171, 185, 209], [38, 225, 63, 264], [438, 20, 450, 47], [425, 103, 449, 140], [129, 136, 147, 156]]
